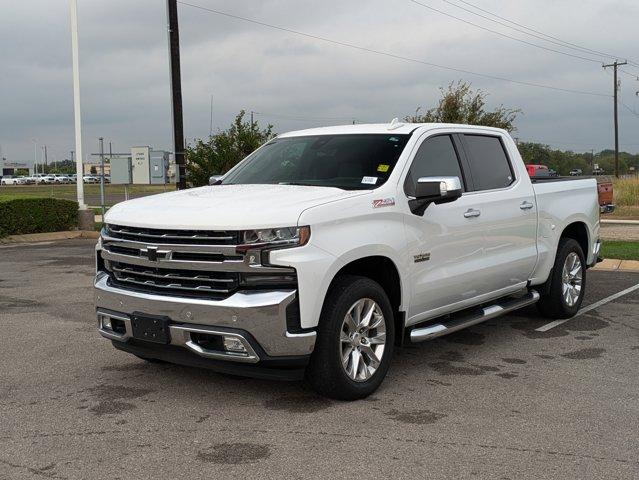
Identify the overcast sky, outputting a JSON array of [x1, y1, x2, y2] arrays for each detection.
[[2, 0, 639, 166]]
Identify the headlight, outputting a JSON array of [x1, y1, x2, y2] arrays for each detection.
[[236, 226, 310, 253]]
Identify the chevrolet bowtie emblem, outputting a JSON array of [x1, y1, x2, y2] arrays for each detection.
[[141, 246, 167, 262], [146, 246, 158, 261]]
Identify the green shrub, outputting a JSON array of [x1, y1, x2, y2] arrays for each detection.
[[0, 198, 78, 237]]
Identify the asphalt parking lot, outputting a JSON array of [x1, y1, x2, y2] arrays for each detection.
[[1, 239, 638, 479]]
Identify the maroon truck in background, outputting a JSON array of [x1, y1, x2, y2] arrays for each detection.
[[525, 164, 615, 214]]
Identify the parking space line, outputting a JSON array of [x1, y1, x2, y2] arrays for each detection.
[[535, 283, 639, 332]]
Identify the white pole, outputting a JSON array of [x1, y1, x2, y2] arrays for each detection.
[[70, 0, 86, 209], [32, 139, 38, 176]]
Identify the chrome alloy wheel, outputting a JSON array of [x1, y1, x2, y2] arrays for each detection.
[[562, 252, 583, 307], [340, 298, 387, 382]]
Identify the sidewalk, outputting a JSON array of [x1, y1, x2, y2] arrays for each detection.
[[593, 259, 639, 272], [0, 230, 99, 244], [601, 219, 639, 225]]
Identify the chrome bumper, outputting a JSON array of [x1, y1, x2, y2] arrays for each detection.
[[600, 203, 615, 214], [94, 274, 316, 361]]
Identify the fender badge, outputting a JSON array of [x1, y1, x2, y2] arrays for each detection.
[[373, 197, 395, 208], [414, 253, 431, 263]]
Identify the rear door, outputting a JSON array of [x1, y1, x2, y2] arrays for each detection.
[[459, 133, 537, 294]]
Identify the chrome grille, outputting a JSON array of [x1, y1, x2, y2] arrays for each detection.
[[99, 225, 295, 300], [105, 224, 240, 245], [107, 261, 239, 299]]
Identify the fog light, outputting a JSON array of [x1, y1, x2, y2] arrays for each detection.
[[223, 336, 247, 353], [100, 315, 112, 331]]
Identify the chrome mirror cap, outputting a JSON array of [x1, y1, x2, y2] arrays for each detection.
[[209, 175, 223, 185]]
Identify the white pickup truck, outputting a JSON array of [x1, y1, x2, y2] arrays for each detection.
[[95, 122, 600, 399]]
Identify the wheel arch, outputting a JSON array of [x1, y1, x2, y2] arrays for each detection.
[[325, 255, 405, 345], [560, 221, 589, 258]]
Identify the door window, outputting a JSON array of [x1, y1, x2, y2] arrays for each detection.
[[404, 135, 464, 196], [463, 135, 514, 191]]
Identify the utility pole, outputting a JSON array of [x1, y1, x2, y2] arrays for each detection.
[[250, 111, 254, 125], [43, 145, 48, 172], [166, 0, 186, 190], [209, 94, 213, 137], [603, 60, 628, 178]]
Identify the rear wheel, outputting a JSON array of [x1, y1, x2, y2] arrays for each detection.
[[306, 275, 394, 400], [537, 238, 586, 319]]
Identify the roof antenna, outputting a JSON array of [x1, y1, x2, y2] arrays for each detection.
[[387, 117, 404, 130]]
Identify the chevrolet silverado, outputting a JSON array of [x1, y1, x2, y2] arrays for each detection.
[[95, 122, 600, 399]]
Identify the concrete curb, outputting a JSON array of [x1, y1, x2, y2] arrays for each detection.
[[601, 219, 639, 225], [593, 259, 639, 273], [0, 230, 99, 244]]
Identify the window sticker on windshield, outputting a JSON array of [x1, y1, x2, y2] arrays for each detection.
[[361, 176, 378, 185], [377, 164, 389, 173]]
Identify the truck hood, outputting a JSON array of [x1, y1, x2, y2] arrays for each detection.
[[104, 184, 367, 230]]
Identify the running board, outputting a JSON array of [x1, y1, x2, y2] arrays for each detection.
[[410, 290, 540, 343]]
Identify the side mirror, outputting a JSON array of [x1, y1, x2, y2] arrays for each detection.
[[209, 175, 223, 185], [409, 176, 462, 215]]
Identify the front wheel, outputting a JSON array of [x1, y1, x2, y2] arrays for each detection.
[[306, 275, 394, 400], [537, 238, 587, 319]]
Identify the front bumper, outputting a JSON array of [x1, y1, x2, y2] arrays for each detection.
[[95, 274, 316, 376]]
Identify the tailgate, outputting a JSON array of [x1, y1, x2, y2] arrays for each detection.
[[597, 181, 613, 205]]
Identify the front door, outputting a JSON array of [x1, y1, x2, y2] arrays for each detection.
[[402, 132, 488, 326]]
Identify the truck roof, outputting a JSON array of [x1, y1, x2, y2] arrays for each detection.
[[278, 122, 508, 137]]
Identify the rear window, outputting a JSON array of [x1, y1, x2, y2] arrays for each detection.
[[464, 135, 514, 191]]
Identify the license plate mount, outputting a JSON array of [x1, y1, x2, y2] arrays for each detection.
[[131, 313, 171, 344]]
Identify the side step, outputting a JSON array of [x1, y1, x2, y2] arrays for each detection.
[[410, 290, 540, 343]]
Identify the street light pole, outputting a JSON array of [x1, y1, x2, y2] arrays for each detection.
[[69, 0, 86, 209]]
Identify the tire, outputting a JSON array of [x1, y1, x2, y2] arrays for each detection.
[[306, 275, 395, 400], [537, 238, 587, 319]]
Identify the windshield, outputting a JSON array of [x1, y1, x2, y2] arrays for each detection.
[[222, 134, 411, 190]]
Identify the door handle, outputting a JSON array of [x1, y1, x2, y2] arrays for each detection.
[[464, 208, 481, 218], [520, 201, 534, 210]]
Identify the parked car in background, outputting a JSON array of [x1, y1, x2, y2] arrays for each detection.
[[569, 169, 582, 176], [593, 167, 605, 175], [1, 176, 26, 185], [525, 164, 550, 177], [83, 175, 99, 184], [21, 176, 36, 184], [52, 174, 71, 184], [96, 122, 601, 399], [548, 168, 558, 177], [33, 174, 54, 184]]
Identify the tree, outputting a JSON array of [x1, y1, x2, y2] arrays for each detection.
[[186, 110, 275, 187], [405, 81, 521, 132]]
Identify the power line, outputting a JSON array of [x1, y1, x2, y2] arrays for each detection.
[[408, 0, 605, 65], [446, 0, 638, 66], [177, 1, 609, 98], [620, 101, 639, 118]]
